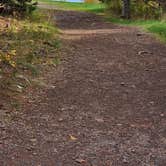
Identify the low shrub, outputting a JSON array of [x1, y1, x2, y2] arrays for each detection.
[[105, 0, 163, 19], [0, 0, 37, 16], [0, 10, 60, 104]]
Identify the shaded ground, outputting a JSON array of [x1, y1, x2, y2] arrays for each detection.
[[1, 10, 166, 166]]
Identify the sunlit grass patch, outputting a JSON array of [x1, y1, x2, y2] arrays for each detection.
[[37, 0, 105, 14], [147, 22, 166, 41], [108, 17, 166, 42]]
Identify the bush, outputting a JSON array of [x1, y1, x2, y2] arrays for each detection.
[[0, 10, 60, 102], [0, 0, 37, 15], [105, 0, 163, 19], [131, 0, 162, 19], [105, 0, 122, 16]]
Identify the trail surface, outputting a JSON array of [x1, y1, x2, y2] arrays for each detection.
[[1, 10, 166, 166]]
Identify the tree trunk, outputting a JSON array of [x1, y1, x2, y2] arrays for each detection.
[[122, 0, 130, 19], [158, 0, 166, 19]]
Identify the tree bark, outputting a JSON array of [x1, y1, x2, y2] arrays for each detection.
[[122, 0, 130, 19]]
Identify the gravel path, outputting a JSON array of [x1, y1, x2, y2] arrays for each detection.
[[0, 10, 166, 166]]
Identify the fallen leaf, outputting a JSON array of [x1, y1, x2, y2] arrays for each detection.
[[75, 159, 86, 163], [69, 135, 77, 141], [138, 51, 152, 55]]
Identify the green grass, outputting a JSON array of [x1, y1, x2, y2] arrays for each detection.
[[37, 1, 166, 41], [37, 0, 105, 13], [0, 9, 60, 98], [108, 17, 166, 42]]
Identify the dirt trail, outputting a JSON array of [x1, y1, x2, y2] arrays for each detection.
[[1, 10, 166, 166]]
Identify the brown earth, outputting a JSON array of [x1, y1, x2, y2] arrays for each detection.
[[0, 10, 166, 166]]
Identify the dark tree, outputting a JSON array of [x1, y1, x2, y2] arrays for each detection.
[[0, 0, 37, 15], [122, 0, 130, 19]]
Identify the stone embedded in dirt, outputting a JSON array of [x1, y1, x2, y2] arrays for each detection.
[[160, 113, 164, 117], [149, 101, 155, 105], [11, 157, 15, 160], [41, 115, 50, 121], [138, 50, 152, 55], [120, 82, 125, 86], [131, 149, 136, 153], [30, 138, 37, 143], [122, 157, 129, 163], [95, 117, 104, 123], [130, 124, 136, 128], [53, 148, 58, 153], [44, 136, 54, 143], [26, 146, 35, 151], [50, 85, 56, 89], [75, 158, 86, 164], [59, 105, 76, 112], [91, 23, 96, 26], [131, 84, 136, 88]]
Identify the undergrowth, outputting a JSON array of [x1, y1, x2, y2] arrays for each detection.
[[108, 17, 166, 42], [0, 9, 60, 107]]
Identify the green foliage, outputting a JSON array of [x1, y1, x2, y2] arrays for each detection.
[[105, 0, 122, 16], [38, 0, 105, 13], [108, 17, 166, 41], [131, 0, 162, 19], [147, 22, 166, 40], [0, 10, 60, 98], [0, 0, 37, 15], [105, 0, 164, 19]]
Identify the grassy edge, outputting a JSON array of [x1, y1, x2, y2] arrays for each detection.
[[107, 17, 166, 42], [37, 1, 166, 42], [0, 8, 60, 109], [36, 0, 105, 14]]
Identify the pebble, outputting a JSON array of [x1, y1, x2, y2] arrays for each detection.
[[75, 159, 86, 163], [120, 82, 125, 86], [160, 113, 164, 117], [58, 118, 64, 122]]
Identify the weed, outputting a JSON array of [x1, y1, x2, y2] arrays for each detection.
[[38, 0, 105, 14], [108, 17, 166, 42], [0, 9, 60, 101]]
